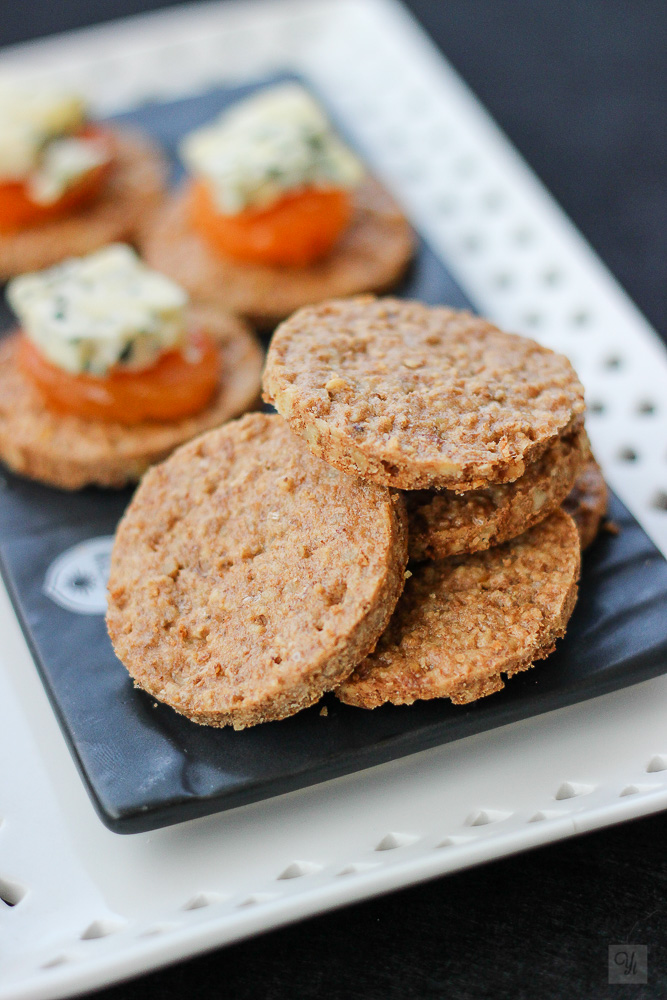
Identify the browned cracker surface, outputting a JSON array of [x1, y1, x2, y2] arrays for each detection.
[[140, 177, 414, 328], [263, 297, 585, 490], [107, 412, 408, 729], [0, 127, 167, 279], [0, 305, 263, 490], [337, 509, 580, 709], [406, 426, 589, 560], [563, 457, 608, 550]]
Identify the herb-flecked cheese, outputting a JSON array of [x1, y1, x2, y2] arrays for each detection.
[[0, 81, 109, 204], [7, 245, 189, 376], [180, 83, 364, 214]]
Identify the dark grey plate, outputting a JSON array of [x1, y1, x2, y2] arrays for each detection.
[[1, 78, 666, 834]]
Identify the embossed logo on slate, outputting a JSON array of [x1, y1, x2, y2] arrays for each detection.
[[43, 536, 114, 614]]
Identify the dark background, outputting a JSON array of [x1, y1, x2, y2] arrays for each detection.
[[3, 1, 666, 997]]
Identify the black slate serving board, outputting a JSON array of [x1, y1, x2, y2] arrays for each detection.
[[1, 78, 666, 834]]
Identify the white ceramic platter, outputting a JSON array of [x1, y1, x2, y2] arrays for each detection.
[[1, 1, 666, 996]]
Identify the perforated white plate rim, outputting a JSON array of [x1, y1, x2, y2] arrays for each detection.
[[1, 1, 666, 997]]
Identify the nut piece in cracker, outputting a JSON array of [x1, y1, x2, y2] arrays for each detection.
[[563, 457, 608, 550], [337, 509, 581, 709], [0, 81, 167, 277], [140, 84, 413, 327], [0, 246, 262, 489], [264, 296, 586, 491], [406, 426, 589, 560], [106, 412, 408, 730]]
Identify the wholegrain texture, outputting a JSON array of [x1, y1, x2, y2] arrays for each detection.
[[406, 427, 589, 560], [0, 305, 263, 489], [140, 177, 414, 328], [337, 509, 580, 709], [0, 128, 167, 279], [263, 297, 585, 490], [107, 412, 408, 729], [563, 457, 608, 550]]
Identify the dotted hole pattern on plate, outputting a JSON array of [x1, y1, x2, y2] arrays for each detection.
[[0, 874, 28, 907], [29, 753, 667, 973]]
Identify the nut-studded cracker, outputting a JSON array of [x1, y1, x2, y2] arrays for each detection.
[[107, 413, 408, 729], [263, 297, 585, 490], [406, 426, 589, 560], [337, 509, 580, 709], [563, 457, 608, 550]]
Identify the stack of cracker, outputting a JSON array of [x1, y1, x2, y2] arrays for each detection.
[[263, 296, 606, 710], [107, 296, 607, 728]]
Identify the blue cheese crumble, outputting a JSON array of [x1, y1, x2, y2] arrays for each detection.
[[0, 81, 110, 205], [180, 83, 364, 214], [7, 245, 189, 376]]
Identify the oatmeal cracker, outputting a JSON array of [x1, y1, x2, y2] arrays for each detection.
[[406, 427, 589, 560], [264, 297, 585, 491], [563, 457, 608, 550], [107, 412, 409, 728], [337, 509, 580, 709]]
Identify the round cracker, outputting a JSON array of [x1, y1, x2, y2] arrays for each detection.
[[140, 177, 414, 328], [563, 457, 608, 550], [0, 127, 167, 279], [337, 509, 580, 709], [263, 297, 586, 491], [406, 426, 589, 560], [106, 412, 408, 729], [0, 305, 263, 490]]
